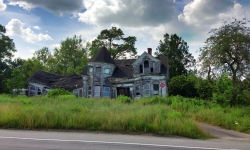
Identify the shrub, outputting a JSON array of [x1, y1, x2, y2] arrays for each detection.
[[117, 95, 131, 103], [47, 89, 73, 98]]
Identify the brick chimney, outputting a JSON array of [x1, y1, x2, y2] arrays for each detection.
[[147, 48, 152, 55]]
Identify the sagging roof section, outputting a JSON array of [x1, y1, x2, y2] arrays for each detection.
[[28, 70, 82, 91]]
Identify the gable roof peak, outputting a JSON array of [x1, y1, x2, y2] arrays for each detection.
[[89, 46, 116, 65]]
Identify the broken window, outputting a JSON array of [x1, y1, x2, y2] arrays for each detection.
[[153, 84, 159, 95], [135, 85, 140, 96], [88, 86, 92, 98], [144, 60, 149, 74], [139, 65, 143, 73]]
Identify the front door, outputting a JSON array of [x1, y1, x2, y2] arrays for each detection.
[[117, 87, 130, 98]]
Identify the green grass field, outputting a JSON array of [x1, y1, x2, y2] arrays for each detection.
[[0, 94, 249, 139]]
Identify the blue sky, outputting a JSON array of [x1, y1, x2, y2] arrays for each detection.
[[1, 0, 250, 60]]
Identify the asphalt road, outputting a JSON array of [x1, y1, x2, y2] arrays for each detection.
[[0, 129, 249, 150]]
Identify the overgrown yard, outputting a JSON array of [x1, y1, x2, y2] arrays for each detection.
[[0, 94, 249, 139]]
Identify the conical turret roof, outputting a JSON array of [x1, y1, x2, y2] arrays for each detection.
[[89, 46, 116, 65]]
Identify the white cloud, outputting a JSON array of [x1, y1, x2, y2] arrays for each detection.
[[0, 0, 7, 11], [7, 0, 84, 16], [5, 19, 52, 43], [33, 26, 41, 30], [78, 0, 178, 27], [178, 0, 234, 27]]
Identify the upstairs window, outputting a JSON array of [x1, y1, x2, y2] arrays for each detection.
[[144, 60, 149, 74], [104, 68, 111, 75], [88, 66, 93, 73], [139, 65, 143, 73], [96, 67, 101, 73]]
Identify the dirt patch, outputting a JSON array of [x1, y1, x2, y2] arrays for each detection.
[[197, 122, 250, 141]]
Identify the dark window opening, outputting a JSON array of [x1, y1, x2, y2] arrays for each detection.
[[153, 84, 159, 95], [144, 60, 149, 74], [135, 86, 140, 96], [151, 68, 153, 72], [139, 65, 143, 73], [144, 60, 149, 68]]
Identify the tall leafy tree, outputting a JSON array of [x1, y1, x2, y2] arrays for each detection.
[[47, 35, 88, 75], [7, 69, 26, 93], [90, 27, 137, 59], [155, 33, 196, 78], [199, 18, 250, 106], [0, 24, 16, 93], [32, 47, 52, 66]]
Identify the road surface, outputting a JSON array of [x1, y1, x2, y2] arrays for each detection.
[[0, 129, 249, 150]]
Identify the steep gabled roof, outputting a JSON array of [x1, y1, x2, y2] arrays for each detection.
[[89, 46, 116, 65], [114, 59, 136, 77]]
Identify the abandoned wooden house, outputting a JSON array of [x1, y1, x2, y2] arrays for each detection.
[[28, 47, 169, 99]]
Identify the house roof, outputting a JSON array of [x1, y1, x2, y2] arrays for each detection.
[[28, 70, 61, 88], [114, 59, 136, 77], [89, 46, 116, 65], [28, 70, 83, 91]]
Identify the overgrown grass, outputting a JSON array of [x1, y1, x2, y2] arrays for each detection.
[[0, 94, 249, 139]]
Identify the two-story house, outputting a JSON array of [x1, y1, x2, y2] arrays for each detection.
[[28, 46, 169, 99]]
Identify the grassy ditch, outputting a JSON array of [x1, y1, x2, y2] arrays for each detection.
[[0, 94, 209, 139], [0, 95, 249, 138]]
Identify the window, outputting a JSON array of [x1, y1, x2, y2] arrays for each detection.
[[143, 84, 150, 97], [103, 87, 110, 98], [73, 89, 79, 97], [96, 67, 101, 73], [153, 84, 159, 95], [135, 85, 140, 96], [104, 68, 111, 74], [151, 68, 154, 73], [140, 65, 143, 73], [144, 60, 149, 74], [88, 86, 92, 98], [94, 86, 100, 98], [88, 66, 93, 73]]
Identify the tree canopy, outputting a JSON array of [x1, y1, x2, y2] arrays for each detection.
[[47, 35, 88, 75], [89, 27, 137, 59], [0, 24, 16, 93], [155, 33, 196, 78], [199, 18, 250, 106]]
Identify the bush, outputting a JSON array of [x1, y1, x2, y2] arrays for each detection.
[[47, 89, 73, 98], [169, 74, 198, 98], [117, 95, 131, 103]]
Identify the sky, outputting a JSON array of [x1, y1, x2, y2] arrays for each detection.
[[1, 0, 250, 60]]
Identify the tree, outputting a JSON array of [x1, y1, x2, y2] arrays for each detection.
[[7, 69, 26, 93], [47, 35, 88, 75], [199, 18, 250, 106], [90, 27, 137, 59], [169, 74, 198, 98], [32, 47, 52, 66], [0, 24, 16, 93], [21, 58, 44, 80], [155, 33, 196, 78]]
